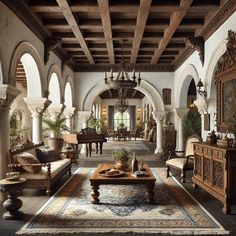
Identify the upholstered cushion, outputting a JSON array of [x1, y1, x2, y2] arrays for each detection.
[[19, 159, 71, 180], [16, 152, 42, 173], [36, 147, 62, 163], [166, 158, 187, 170]]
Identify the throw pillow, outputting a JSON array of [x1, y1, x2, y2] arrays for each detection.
[[16, 152, 42, 173], [36, 147, 62, 163]]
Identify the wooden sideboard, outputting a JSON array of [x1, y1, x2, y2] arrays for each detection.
[[193, 142, 236, 214]]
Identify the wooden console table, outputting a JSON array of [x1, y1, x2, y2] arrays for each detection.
[[193, 142, 236, 214]]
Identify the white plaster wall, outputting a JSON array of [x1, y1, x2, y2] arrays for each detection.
[[0, 3, 75, 103], [174, 12, 236, 141], [0, 2, 44, 84], [75, 72, 173, 110]]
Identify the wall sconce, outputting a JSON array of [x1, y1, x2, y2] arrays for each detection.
[[196, 79, 207, 98], [102, 106, 106, 115], [138, 107, 141, 112]]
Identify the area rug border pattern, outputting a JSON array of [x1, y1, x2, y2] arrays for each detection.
[[17, 168, 229, 235]]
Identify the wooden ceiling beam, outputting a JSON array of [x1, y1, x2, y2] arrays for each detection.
[[130, 0, 152, 64], [97, 0, 115, 64], [151, 0, 193, 64], [56, 0, 94, 64]]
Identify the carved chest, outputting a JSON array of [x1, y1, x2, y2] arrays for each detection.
[[193, 142, 236, 214]]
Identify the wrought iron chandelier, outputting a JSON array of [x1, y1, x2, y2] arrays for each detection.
[[104, 40, 141, 89], [115, 90, 129, 113]]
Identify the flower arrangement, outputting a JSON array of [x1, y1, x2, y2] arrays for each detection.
[[112, 149, 129, 162]]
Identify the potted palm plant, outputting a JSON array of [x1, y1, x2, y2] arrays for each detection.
[[43, 116, 69, 152]]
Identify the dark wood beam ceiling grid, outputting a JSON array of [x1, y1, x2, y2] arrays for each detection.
[[4, 0, 233, 71], [56, 0, 94, 64]]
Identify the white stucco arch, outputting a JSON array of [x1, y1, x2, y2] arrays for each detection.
[[8, 41, 44, 97], [47, 64, 63, 103], [205, 39, 227, 99], [82, 79, 164, 112], [64, 76, 74, 107], [176, 64, 199, 108]]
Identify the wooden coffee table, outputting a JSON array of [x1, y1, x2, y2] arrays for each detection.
[[89, 163, 156, 204]]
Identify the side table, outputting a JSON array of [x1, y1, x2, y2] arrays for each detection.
[[0, 178, 26, 220]]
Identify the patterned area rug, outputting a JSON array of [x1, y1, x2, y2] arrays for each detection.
[[17, 168, 228, 235]]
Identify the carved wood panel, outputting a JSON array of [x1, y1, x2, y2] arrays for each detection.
[[195, 154, 202, 177], [203, 157, 211, 182], [213, 160, 224, 189]]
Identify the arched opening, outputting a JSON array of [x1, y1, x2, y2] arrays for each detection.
[[64, 82, 73, 107], [114, 111, 130, 130], [49, 72, 61, 105]]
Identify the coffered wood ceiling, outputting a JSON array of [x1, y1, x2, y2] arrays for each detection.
[[4, 0, 236, 72]]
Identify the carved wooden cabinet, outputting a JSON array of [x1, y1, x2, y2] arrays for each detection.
[[193, 142, 236, 214]]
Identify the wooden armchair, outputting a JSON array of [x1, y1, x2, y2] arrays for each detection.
[[165, 134, 201, 183]]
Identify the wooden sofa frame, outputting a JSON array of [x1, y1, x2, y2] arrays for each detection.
[[8, 142, 72, 195]]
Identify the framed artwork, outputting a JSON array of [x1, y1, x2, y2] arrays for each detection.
[[204, 114, 210, 131], [162, 88, 171, 105], [216, 70, 236, 132]]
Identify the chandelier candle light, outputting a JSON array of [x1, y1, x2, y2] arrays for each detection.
[[104, 40, 141, 89]]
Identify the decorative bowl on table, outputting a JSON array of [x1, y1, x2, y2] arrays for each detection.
[[99, 169, 125, 177]]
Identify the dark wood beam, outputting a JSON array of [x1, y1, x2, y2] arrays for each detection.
[[97, 0, 115, 64], [151, 0, 193, 64], [56, 0, 94, 64], [130, 0, 152, 64], [173, 0, 236, 69]]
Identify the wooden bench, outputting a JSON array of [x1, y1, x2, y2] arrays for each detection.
[[8, 141, 71, 196]]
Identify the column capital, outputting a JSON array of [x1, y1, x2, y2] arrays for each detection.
[[193, 98, 208, 115], [64, 107, 75, 117], [152, 110, 168, 122], [0, 85, 21, 112], [174, 108, 189, 119], [77, 111, 91, 123], [48, 103, 65, 117], [23, 97, 52, 115]]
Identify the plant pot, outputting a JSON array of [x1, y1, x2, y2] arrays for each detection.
[[47, 138, 64, 152], [113, 161, 129, 171]]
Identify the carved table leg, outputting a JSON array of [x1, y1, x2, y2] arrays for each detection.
[[88, 143, 92, 157], [91, 184, 100, 204], [146, 183, 155, 204]]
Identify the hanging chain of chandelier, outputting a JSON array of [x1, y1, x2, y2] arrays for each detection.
[[115, 89, 129, 113], [104, 40, 141, 89]]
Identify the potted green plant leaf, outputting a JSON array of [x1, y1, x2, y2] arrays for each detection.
[[43, 116, 69, 152], [112, 149, 129, 171]]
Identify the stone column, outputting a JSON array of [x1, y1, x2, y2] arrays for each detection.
[[0, 85, 21, 179], [174, 108, 189, 151], [194, 98, 208, 141], [24, 97, 51, 143], [152, 111, 167, 154], [64, 107, 75, 132], [77, 111, 91, 155]]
